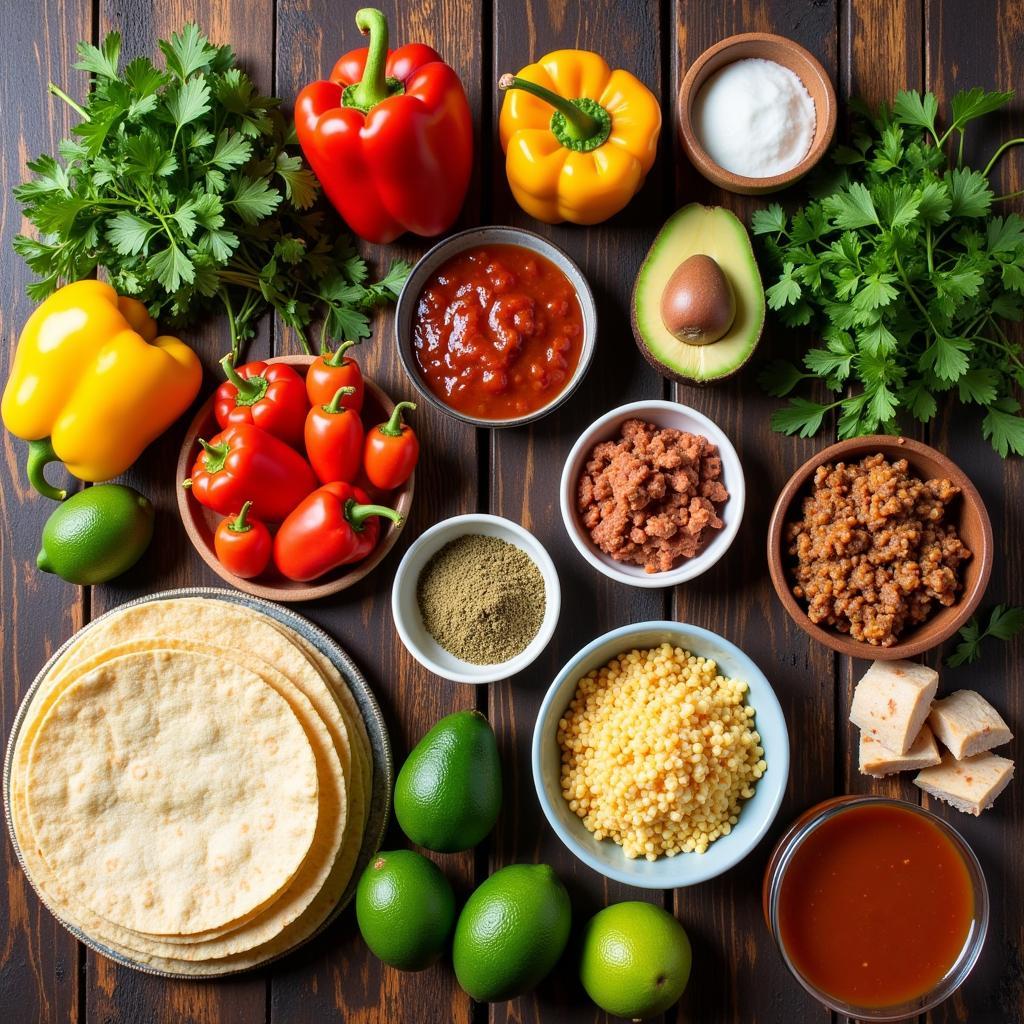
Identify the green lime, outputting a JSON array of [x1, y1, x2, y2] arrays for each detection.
[[355, 849, 455, 971], [394, 710, 502, 853], [452, 863, 570, 1002], [37, 484, 154, 585], [579, 901, 692, 1020]]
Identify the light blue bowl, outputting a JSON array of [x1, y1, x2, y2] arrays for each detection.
[[532, 622, 790, 889]]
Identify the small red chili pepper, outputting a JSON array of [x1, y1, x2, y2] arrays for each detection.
[[364, 401, 419, 490], [305, 386, 365, 484], [214, 501, 272, 579], [185, 423, 317, 523], [306, 340, 365, 411], [215, 356, 309, 449], [273, 480, 402, 582]]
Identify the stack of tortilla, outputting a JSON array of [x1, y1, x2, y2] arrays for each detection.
[[7, 597, 372, 975]]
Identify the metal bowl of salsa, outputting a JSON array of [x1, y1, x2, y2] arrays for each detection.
[[395, 226, 597, 428], [762, 796, 989, 1020]]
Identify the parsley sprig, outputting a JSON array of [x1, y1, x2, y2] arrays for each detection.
[[945, 603, 1024, 666], [753, 89, 1024, 456], [13, 26, 410, 361]]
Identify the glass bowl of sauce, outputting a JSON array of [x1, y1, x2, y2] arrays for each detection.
[[395, 227, 597, 427], [763, 796, 988, 1021]]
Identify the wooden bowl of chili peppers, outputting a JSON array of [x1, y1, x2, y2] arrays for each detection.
[[175, 352, 417, 602]]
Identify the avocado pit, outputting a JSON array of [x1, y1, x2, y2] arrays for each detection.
[[660, 253, 735, 346]]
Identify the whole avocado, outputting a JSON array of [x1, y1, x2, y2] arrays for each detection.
[[394, 710, 502, 853], [36, 484, 154, 584]]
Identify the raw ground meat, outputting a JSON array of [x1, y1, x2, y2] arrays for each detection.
[[784, 453, 971, 647], [576, 419, 729, 573]]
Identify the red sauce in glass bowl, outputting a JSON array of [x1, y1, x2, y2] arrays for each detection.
[[412, 244, 584, 421]]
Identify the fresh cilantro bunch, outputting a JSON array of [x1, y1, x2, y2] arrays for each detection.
[[753, 89, 1024, 456], [945, 603, 1024, 666], [13, 26, 410, 360]]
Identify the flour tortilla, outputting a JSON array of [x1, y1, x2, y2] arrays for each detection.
[[11, 598, 375, 973], [25, 649, 319, 936]]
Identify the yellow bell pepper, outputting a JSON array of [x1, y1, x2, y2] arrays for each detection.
[[1, 280, 202, 500], [498, 50, 661, 225]]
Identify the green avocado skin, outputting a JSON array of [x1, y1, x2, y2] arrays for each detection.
[[394, 710, 502, 853], [36, 484, 154, 585]]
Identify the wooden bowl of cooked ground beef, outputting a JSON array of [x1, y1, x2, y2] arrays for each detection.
[[767, 436, 993, 660]]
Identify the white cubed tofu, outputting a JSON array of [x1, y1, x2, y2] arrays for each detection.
[[928, 690, 1013, 759], [914, 751, 1015, 816], [849, 660, 939, 755], [859, 723, 942, 777]]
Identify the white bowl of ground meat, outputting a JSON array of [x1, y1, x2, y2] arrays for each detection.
[[560, 400, 745, 587]]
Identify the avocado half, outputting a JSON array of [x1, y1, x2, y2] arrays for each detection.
[[631, 204, 765, 384]]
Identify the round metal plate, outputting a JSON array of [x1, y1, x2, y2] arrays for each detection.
[[2, 586, 392, 978]]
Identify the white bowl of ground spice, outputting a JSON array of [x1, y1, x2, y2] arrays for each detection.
[[391, 514, 560, 684]]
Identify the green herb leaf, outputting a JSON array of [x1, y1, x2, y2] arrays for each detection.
[[166, 75, 211, 128], [74, 31, 122, 80], [757, 360, 806, 398], [893, 90, 939, 135], [950, 88, 1014, 128], [823, 182, 879, 229], [946, 603, 1024, 666], [751, 204, 787, 235], [982, 398, 1024, 456], [770, 398, 832, 438]]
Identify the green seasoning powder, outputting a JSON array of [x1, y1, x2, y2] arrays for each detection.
[[416, 534, 546, 665]]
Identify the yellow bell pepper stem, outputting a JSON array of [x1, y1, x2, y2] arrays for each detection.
[[498, 74, 611, 151], [27, 438, 67, 502]]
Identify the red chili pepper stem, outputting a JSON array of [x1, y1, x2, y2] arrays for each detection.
[[497, 74, 611, 152], [346, 498, 403, 532], [322, 339, 361, 367], [324, 386, 358, 414], [220, 355, 269, 406], [378, 401, 416, 437], [198, 438, 230, 473], [343, 8, 405, 113], [229, 501, 255, 533]]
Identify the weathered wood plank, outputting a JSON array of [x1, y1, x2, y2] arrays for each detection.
[[83, 2, 274, 1022], [0, 2, 92, 1023], [923, 4, 1024, 1022], [488, 3, 669, 1023], [668, 2, 837, 1022], [269, 2, 483, 1022]]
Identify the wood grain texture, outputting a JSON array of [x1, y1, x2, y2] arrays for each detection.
[[0, 3, 90, 1023], [269, 3, 481, 1023], [489, 3, 670, 1022]]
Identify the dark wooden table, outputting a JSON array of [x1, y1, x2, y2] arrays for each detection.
[[2, 1, 1021, 1022]]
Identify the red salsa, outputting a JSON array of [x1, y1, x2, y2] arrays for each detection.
[[777, 803, 974, 1008], [412, 244, 584, 420]]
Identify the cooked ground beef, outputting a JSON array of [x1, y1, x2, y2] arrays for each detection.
[[577, 419, 729, 573], [785, 453, 971, 647]]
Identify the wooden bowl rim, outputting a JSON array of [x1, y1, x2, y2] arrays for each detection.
[[175, 354, 414, 603], [766, 435, 994, 660], [677, 31, 838, 195]]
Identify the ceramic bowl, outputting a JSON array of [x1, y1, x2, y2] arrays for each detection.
[[176, 355, 413, 602], [767, 435, 993, 660], [678, 32, 837, 194], [533, 621, 789, 888], [391, 513, 560, 684], [559, 400, 745, 588], [394, 226, 597, 428]]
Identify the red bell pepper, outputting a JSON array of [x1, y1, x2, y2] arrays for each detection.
[[364, 401, 419, 490], [306, 340, 365, 411], [215, 356, 309, 449], [185, 423, 317, 523], [294, 7, 473, 244], [214, 502, 272, 579], [305, 386, 365, 485], [273, 481, 402, 582]]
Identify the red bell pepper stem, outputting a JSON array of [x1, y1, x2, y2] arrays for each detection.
[[229, 500, 255, 533], [378, 401, 416, 437], [343, 8, 404, 113], [325, 386, 357, 414], [198, 438, 230, 473], [220, 355, 268, 405], [323, 339, 360, 367], [346, 498, 403, 531]]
